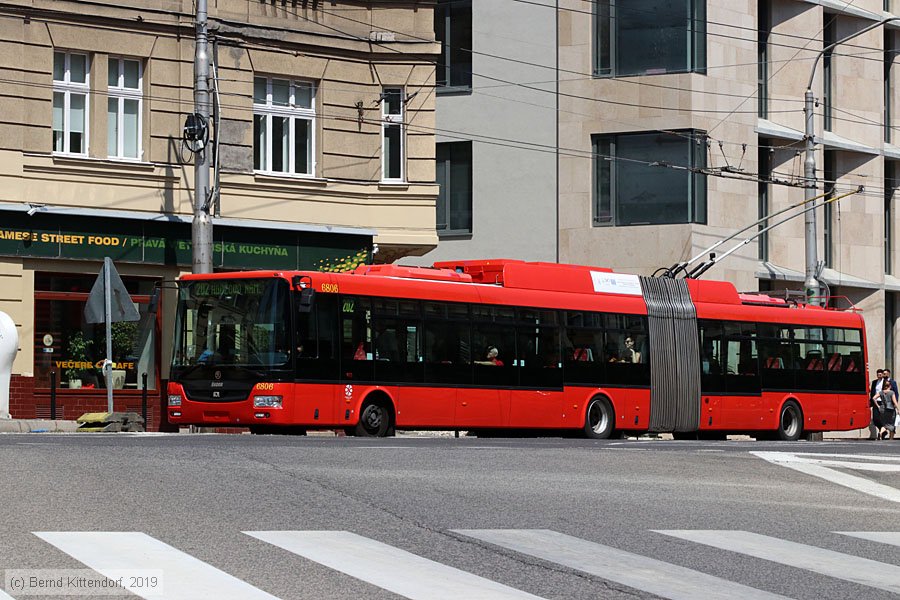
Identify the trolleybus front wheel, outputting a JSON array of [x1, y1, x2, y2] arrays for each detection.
[[354, 398, 393, 437], [584, 397, 614, 439]]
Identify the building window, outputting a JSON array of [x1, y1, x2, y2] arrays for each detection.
[[888, 293, 897, 371], [758, 141, 771, 261], [33, 273, 159, 392], [592, 130, 707, 226], [887, 31, 896, 144], [382, 88, 404, 182], [595, 0, 705, 77], [436, 141, 473, 234], [758, 0, 770, 119], [435, 0, 472, 90], [823, 15, 836, 132], [823, 149, 836, 267], [253, 76, 316, 176], [107, 57, 142, 160], [52, 51, 89, 155], [888, 161, 896, 275]]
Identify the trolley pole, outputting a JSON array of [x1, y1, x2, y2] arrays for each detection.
[[802, 17, 900, 304], [192, 0, 213, 274]]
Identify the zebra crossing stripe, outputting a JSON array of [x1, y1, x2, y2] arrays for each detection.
[[453, 529, 791, 600], [657, 530, 900, 594], [34, 532, 280, 600], [244, 530, 544, 600], [751, 451, 900, 503], [837, 531, 900, 546]]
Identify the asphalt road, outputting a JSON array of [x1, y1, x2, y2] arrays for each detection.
[[1, 434, 899, 599]]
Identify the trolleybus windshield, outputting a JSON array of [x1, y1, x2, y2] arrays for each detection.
[[172, 278, 291, 375]]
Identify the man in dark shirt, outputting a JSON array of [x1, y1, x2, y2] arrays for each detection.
[[870, 369, 884, 440]]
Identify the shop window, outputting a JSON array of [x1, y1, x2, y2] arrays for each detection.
[[33, 273, 159, 391]]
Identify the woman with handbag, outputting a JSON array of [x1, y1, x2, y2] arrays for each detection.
[[876, 380, 898, 440]]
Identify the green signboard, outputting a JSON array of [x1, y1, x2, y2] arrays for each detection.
[[0, 212, 371, 271]]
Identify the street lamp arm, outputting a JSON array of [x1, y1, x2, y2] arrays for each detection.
[[806, 17, 900, 90]]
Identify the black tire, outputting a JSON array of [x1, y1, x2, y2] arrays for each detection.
[[354, 399, 393, 437], [583, 397, 614, 439], [776, 400, 803, 441]]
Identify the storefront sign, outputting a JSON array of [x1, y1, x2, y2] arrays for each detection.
[[0, 213, 371, 271]]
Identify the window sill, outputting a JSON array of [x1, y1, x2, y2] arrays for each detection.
[[42, 153, 158, 171], [437, 230, 472, 239], [436, 86, 473, 97], [253, 171, 327, 186], [378, 181, 409, 190], [593, 68, 704, 79]]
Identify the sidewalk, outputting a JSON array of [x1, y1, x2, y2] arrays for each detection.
[[0, 419, 79, 433]]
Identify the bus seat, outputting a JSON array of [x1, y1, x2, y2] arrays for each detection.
[[806, 355, 824, 370], [827, 353, 842, 371]]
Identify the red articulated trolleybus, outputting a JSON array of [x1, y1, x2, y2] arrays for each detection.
[[167, 259, 869, 440]]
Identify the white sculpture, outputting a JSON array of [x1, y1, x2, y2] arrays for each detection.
[[0, 311, 18, 420]]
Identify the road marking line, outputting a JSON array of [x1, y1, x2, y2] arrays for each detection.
[[34, 532, 280, 600], [837, 531, 900, 546], [453, 529, 791, 600], [656, 530, 900, 594], [244, 530, 544, 600], [752, 451, 900, 503]]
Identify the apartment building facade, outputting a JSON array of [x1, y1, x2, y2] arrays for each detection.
[[0, 0, 439, 426], [426, 0, 900, 376]]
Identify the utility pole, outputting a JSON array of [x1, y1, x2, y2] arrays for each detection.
[[192, 0, 213, 274], [803, 16, 899, 304]]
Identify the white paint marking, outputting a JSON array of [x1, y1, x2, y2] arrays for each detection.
[[454, 529, 791, 600], [657, 530, 900, 594], [752, 451, 900, 503], [35, 532, 280, 600], [837, 531, 900, 546], [245, 531, 543, 600]]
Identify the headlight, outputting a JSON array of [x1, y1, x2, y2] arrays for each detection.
[[254, 395, 282, 408], [168, 394, 182, 406]]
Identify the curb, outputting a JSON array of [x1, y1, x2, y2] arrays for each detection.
[[0, 419, 80, 433]]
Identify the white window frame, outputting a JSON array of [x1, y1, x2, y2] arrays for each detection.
[[252, 76, 316, 177], [52, 51, 90, 156], [107, 57, 144, 161], [381, 87, 405, 183]]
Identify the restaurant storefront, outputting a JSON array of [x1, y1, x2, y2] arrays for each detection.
[[1, 205, 373, 430]]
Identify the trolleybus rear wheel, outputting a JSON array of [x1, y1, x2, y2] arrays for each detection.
[[355, 399, 393, 437], [777, 400, 803, 441], [584, 397, 614, 439]]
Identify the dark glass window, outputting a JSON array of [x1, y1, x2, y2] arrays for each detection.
[[34, 273, 159, 392], [758, 140, 771, 261], [436, 141, 473, 234], [823, 150, 837, 267], [595, 0, 705, 77], [758, 0, 770, 118], [435, 0, 472, 89], [593, 130, 707, 226], [823, 15, 836, 131]]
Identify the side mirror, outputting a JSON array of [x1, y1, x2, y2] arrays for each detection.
[[298, 288, 316, 313]]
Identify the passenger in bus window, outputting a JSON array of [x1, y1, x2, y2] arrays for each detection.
[[622, 336, 641, 363], [475, 346, 504, 366]]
